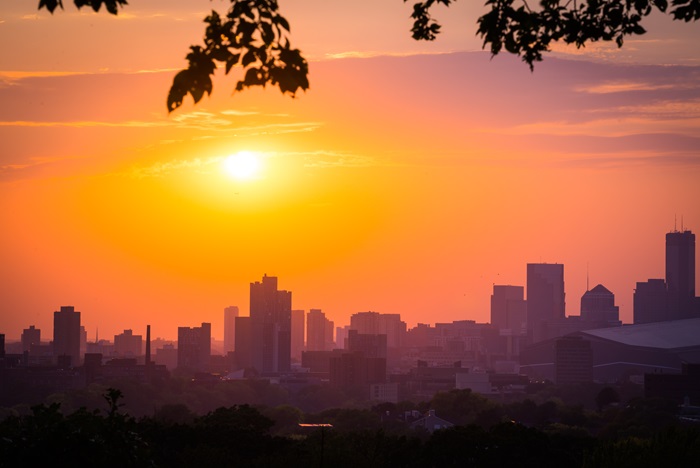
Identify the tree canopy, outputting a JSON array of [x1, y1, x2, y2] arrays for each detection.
[[37, 0, 700, 112]]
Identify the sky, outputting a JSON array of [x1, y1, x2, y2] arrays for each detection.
[[1, 1, 699, 341]]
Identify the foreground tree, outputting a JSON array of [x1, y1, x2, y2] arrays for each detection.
[[38, 0, 700, 112]]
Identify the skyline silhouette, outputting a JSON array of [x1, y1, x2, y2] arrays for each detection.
[[2, 3, 699, 348], [1, 225, 696, 344]]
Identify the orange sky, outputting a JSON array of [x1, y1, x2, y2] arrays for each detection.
[[1, 1, 699, 341]]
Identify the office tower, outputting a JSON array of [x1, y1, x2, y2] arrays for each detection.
[[347, 329, 388, 359], [335, 325, 350, 349], [307, 309, 328, 351], [325, 318, 335, 350], [80, 326, 87, 360], [527, 263, 565, 343], [0, 333, 4, 358], [580, 284, 620, 325], [53, 305, 81, 366], [177, 322, 211, 372], [234, 316, 251, 369], [224, 306, 239, 354], [21, 325, 41, 353], [350, 312, 406, 348], [250, 275, 292, 374], [291, 309, 305, 361], [490, 285, 527, 332], [666, 230, 696, 320], [634, 279, 668, 324], [114, 329, 143, 356]]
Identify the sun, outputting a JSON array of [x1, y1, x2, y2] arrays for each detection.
[[223, 151, 261, 180]]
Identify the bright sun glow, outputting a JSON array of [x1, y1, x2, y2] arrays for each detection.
[[223, 151, 261, 180]]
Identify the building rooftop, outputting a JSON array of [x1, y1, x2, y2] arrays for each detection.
[[585, 284, 613, 295], [583, 318, 700, 350]]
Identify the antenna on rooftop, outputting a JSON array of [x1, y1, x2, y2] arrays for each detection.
[[681, 215, 684, 231], [675, 214, 677, 232], [586, 262, 590, 291]]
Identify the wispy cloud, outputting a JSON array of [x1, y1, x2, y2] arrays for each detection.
[[128, 149, 383, 179], [129, 156, 224, 178], [497, 117, 700, 138], [0, 120, 166, 128], [265, 150, 382, 168], [321, 50, 455, 61], [558, 152, 700, 169], [577, 81, 677, 94], [0, 110, 322, 135], [220, 110, 260, 116]]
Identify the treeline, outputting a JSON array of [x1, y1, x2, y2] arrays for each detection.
[[1, 387, 699, 467]]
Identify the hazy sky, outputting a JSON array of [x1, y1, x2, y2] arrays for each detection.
[[1, 1, 699, 341]]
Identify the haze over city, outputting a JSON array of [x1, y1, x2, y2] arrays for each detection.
[[1, 1, 699, 342]]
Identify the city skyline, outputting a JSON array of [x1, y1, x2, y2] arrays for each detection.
[[2, 225, 696, 343], [1, 3, 699, 341]]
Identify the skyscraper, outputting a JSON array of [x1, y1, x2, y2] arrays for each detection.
[[234, 316, 251, 370], [634, 279, 668, 324], [114, 329, 143, 356], [177, 322, 211, 372], [666, 230, 696, 320], [291, 309, 305, 361], [21, 325, 41, 353], [580, 284, 620, 326], [527, 263, 565, 343], [224, 305, 239, 355], [349, 312, 406, 348], [490, 285, 526, 332], [53, 305, 81, 366], [307, 309, 328, 351], [250, 275, 292, 374]]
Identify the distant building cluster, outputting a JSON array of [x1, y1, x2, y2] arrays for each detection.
[[1, 228, 699, 406]]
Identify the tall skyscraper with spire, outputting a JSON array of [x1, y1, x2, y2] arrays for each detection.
[[666, 229, 696, 320], [250, 275, 292, 374]]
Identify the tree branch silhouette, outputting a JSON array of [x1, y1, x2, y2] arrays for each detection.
[[38, 0, 700, 111]]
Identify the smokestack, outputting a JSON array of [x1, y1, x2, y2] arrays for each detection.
[[145, 325, 151, 366]]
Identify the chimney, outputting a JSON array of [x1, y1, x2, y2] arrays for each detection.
[[145, 325, 151, 366]]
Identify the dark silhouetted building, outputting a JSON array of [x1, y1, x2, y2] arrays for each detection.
[[666, 230, 696, 320], [350, 312, 406, 348], [114, 329, 142, 357], [53, 306, 81, 367], [250, 275, 292, 374], [177, 322, 211, 372], [490, 285, 527, 332], [645, 362, 700, 405], [234, 316, 251, 370], [347, 329, 387, 359], [307, 309, 331, 351], [527, 263, 565, 343], [580, 284, 621, 326], [329, 351, 386, 391], [291, 309, 305, 361], [301, 350, 340, 373], [555, 335, 592, 385], [224, 305, 239, 355], [21, 326, 41, 353], [521, 318, 700, 383], [634, 279, 668, 324]]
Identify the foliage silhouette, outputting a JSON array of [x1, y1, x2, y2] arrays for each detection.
[[37, 0, 699, 112], [2, 383, 700, 468]]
